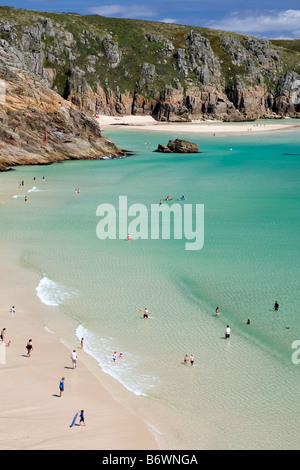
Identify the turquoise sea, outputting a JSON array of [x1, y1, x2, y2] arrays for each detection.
[[1, 121, 300, 449]]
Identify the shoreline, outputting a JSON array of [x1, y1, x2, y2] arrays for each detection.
[[1, 119, 299, 450], [0, 180, 160, 450], [96, 115, 300, 134]]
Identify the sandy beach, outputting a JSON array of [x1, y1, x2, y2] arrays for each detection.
[[96, 114, 300, 134], [1, 116, 299, 451], [0, 182, 159, 450]]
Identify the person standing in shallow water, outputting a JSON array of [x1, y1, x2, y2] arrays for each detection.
[[274, 300, 279, 311], [225, 325, 231, 339]]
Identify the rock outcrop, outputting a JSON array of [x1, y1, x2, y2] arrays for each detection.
[[0, 16, 128, 171], [155, 139, 199, 153]]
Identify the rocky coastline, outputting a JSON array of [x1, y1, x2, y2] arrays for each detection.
[[0, 7, 299, 171]]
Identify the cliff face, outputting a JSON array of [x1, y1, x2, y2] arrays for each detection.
[[0, 7, 300, 170], [0, 63, 127, 171], [0, 9, 129, 171]]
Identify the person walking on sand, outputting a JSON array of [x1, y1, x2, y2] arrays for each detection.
[[0, 328, 6, 341], [79, 410, 86, 426], [190, 354, 195, 366], [184, 353, 189, 365], [80, 337, 84, 349], [59, 377, 65, 397], [71, 349, 78, 369], [26, 339, 33, 356]]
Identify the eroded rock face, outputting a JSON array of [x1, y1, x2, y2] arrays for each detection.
[[155, 139, 199, 153], [0, 8, 299, 130], [0, 52, 127, 171]]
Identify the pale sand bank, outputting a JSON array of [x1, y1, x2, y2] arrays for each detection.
[[0, 184, 160, 450], [96, 115, 300, 134]]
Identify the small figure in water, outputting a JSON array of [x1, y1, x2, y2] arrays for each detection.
[[215, 307, 220, 315], [274, 300, 279, 311], [225, 325, 231, 339]]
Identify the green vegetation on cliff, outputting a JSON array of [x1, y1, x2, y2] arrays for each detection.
[[1, 6, 300, 122]]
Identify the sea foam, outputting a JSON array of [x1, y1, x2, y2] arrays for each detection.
[[27, 186, 43, 193], [36, 276, 76, 306], [76, 324, 160, 397]]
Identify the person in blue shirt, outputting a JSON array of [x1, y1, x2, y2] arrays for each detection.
[[59, 377, 65, 398]]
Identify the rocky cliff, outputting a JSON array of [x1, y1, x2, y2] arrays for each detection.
[[0, 8, 129, 171], [0, 7, 300, 169]]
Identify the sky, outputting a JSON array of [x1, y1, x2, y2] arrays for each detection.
[[1, 0, 300, 39]]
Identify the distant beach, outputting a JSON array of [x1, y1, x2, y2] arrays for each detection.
[[96, 114, 300, 134]]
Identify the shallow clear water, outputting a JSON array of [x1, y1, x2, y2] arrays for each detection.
[[1, 124, 300, 449]]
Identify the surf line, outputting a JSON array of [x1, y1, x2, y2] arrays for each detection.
[[96, 195, 204, 251]]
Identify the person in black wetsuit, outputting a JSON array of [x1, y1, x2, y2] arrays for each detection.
[[274, 300, 279, 311]]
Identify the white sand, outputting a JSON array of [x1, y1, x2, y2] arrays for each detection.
[[96, 115, 300, 134]]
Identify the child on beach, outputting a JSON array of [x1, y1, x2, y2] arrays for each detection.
[[184, 354, 189, 364], [190, 354, 195, 366], [59, 377, 65, 397]]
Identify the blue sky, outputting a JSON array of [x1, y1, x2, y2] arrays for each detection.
[[1, 0, 300, 39]]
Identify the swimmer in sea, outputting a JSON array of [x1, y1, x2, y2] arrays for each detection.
[[216, 307, 220, 315]]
